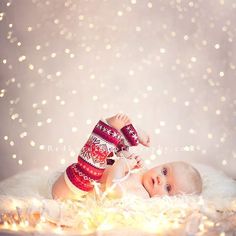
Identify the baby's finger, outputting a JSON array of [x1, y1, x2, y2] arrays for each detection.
[[124, 115, 131, 125], [134, 162, 143, 169], [121, 114, 127, 122], [134, 155, 142, 162], [146, 136, 151, 146], [120, 113, 126, 120], [137, 157, 144, 164], [116, 113, 122, 119], [139, 160, 144, 167], [127, 153, 136, 159]]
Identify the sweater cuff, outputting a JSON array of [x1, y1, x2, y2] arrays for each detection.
[[120, 124, 139, 146]]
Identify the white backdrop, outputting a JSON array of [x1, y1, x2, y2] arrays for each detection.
[[0, 0, 236, 180]]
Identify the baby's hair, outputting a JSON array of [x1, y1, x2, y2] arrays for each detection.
[[169, 161, 203, 195], [182, 162, 203, 194]]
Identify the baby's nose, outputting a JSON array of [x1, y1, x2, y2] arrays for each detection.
[[157, 176, 162, 185]]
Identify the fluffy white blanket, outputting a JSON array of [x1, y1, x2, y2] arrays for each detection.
[[0, 163, 235, 235]]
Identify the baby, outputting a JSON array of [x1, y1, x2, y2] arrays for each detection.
[[52, 114, 202, 200]]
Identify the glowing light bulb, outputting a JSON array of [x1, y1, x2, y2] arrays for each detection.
[[160, 121, 165, 126], [37, 121, 43, 127], [102, 104, 108, 109], [39, 145, 45, 150], [150, 154, 156, 160], [160, 48, 166, 53], [56, 71, 61, 76], [46, 118, 52, 123], [117, 11, 123, 16], [86, 119, 92, 125], [105, 44, 111, 50], [184, 101, 190, 106], [136, 26, 141, 32], [220, 96, 226, 102], [156, 149, 162, 155], [10, 141, 14, 146], [155, 128, 160, 134], [219, 71, 224, 77], [145, 160, 151, 165], [44, 165, 49, 171], [207, 133, 213, 139], [147, 86, 152, 91], [78, 15, 84, 20], [92, 95, 98, 101], [18, 55, 26, 62], [222, 160, 227, 165], [189, 129, 195, 134], [20, 132, 27, 138], [27, 64, 34, 71], [129, 70, 134, 76], [137, 114, 142, 119], [191, 57, 197, 62], [147, 2, 152, 8], [72, 127, 77, 132], [184, 146, 190, 151], [30, 141, 36, 147], [184, 35, 189, 40], [176, 125, 181, 130]]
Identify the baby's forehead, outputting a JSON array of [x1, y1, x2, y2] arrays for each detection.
[[170, 162, 194, 176], [170, 161, 190, 168], [172, 163, 199, 188]]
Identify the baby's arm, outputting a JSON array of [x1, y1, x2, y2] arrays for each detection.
[[105, 151, 143, 198], [105, 158, 128, 198]]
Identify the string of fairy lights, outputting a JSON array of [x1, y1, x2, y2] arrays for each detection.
[[0, 152, 236, 235], [0, 184, 236, 235]]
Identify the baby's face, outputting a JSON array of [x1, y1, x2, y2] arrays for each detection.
[[142, 162, 198, 197]]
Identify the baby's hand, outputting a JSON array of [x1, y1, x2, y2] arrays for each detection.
[[137, 128, 151, 147], [126, 153, 144, 170]]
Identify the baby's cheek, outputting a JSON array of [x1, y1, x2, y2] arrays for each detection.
[[156, 186, 167, 196]]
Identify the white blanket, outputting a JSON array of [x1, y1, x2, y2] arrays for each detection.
[[0, 163, 235, 200], [0, 163, 235, 235]]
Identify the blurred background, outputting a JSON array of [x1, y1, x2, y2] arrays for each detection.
[[0, 0, 236, 181]]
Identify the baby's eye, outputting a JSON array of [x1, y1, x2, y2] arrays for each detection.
[[166, 184, 172, 193], [162, 167, 168, 176]]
